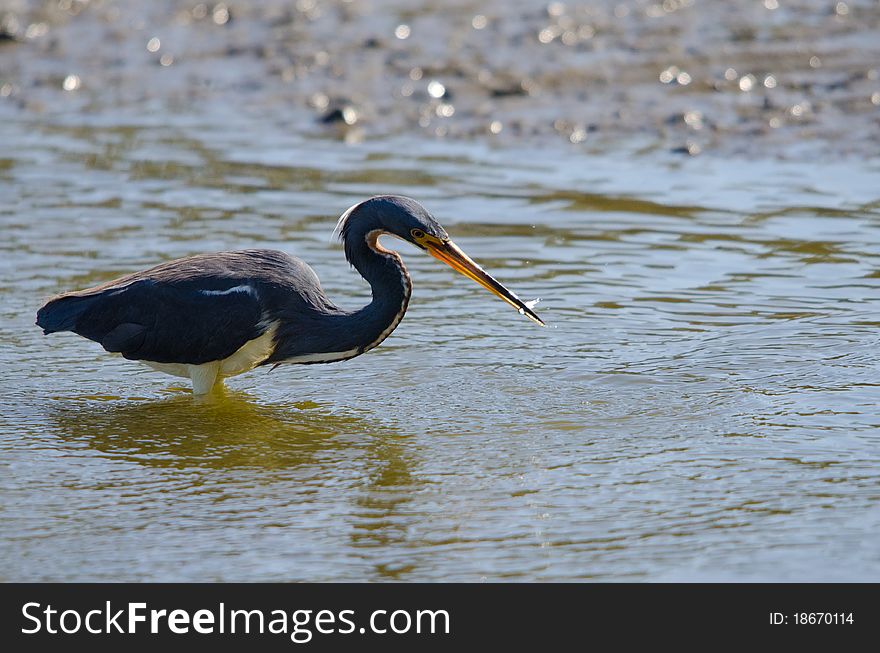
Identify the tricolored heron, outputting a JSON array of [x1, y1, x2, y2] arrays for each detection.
[[36, 195, 544, 394]]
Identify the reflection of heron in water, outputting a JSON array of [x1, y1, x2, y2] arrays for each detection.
[[50, 391, 439, 579], [47, 391, 402, 471], [37, 196, 544, 394]]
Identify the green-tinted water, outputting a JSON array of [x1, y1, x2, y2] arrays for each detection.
[[2, 110, 878, 580]]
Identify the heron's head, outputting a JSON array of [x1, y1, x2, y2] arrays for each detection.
[[335, 195, 545, 326]]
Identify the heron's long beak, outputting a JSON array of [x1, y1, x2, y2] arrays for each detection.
[[424, 239, 545, 326]]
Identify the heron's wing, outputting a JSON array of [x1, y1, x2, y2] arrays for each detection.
[[40, 278, 267, 364]]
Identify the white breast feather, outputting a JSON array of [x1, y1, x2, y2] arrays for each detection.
[[140, 322, 279, 391]]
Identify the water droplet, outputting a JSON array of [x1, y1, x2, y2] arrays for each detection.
[[538, 27, 556, 44], [341, 106, 358, 125], [427, 80, 446, 98], [62, 74, 80, 91], [547, 2, 566, 17], [212, 4, 230, 25], [25, 22, 48, 39], [684, 110, 702, 128]]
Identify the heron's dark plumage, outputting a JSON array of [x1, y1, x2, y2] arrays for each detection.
[[36, 250, 326, 364], [35, 198, 427, 369]]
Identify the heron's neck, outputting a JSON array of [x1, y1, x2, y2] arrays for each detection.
[[268, 228, 412, 364], [346, 229, 412, 348]]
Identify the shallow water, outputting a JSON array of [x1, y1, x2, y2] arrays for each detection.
[[1, 105, 878, 581]]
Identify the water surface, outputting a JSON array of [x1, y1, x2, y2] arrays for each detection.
[[1, 110, 879, 581]]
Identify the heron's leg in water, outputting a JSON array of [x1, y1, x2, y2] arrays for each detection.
[[189, 362, 222, 395]]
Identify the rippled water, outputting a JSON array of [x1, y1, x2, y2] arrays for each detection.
[[1, 108, 879, 581]]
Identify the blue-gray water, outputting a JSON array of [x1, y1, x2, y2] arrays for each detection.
[[1, 107, 878, 581]]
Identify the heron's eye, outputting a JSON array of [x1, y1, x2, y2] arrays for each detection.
[[411, 229, 426, 240]]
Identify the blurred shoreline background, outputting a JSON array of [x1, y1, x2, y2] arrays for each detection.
[[2, 0, 879, 159]]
